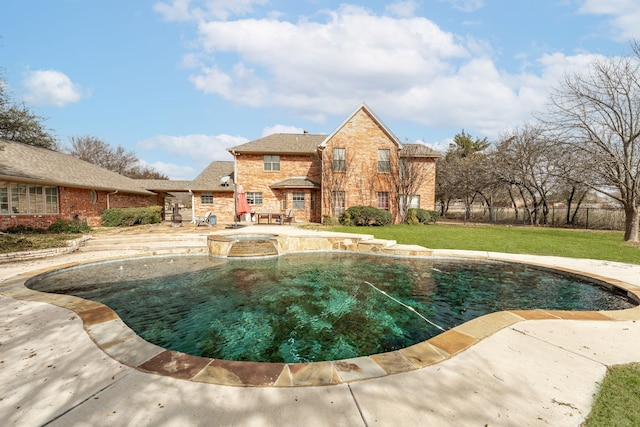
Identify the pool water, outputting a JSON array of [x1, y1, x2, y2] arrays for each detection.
[[29, 254, 635, 363]]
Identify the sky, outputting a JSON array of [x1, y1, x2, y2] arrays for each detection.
[[2, 0, 640, 180]]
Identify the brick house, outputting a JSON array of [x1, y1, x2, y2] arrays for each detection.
[[2, 104, 439, 230], [0, 139, 163, 230], [191, 104, 439, 224]]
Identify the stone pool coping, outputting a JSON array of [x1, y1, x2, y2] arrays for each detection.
[[2, 229, 640, 387]]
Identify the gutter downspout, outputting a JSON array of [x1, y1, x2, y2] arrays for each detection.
[[106, 190, 118, 209], [231, 150, 238, 228]]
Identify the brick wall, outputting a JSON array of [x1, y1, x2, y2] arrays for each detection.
[[234, 153, 321, 222], [192, 191, 235, 224], [321, 108, 401, 221], [0, 186, 161, 231]]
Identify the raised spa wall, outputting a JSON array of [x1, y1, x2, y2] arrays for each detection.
[[207, 234, 435, 258]]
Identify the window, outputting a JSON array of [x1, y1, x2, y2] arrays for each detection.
[[281, 193, 287, 210], [332, 191, 345, 217], [246, 192, 263, 205], [0, 183, 8, 214], [11, 184, 27, 214], [332, 148, 346, 172], [377, 192, 390, 210], [1, 182, 58, 214], [201, 192, 213, 204], [293, 192, 305, 209], [378, 149, 390, 172], [45, 187, 59, 213], [28, 185, 44, 213], [399, 195, 420, 217], [310, 192, 316, 210], [264, 155, 280, 171], [89, 190, 98, 204]]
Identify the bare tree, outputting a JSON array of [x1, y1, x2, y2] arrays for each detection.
[[66, 135, 167, 179], [320, 146, 353, 219], [542, 44, 640, 241], [494, 124, 565, 225]]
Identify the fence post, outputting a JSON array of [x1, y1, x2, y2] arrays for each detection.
[[586, 208, 589, 230]]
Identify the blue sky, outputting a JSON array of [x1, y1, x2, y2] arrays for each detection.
[[2, 0, 639, 179]]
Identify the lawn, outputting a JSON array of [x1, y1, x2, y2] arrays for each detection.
[[327, 224, 640, 264]]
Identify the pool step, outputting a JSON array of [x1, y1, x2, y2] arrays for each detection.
[[228, 241, 278, 257]]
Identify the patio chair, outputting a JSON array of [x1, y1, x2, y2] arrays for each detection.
[[194, 211, 212, 227], [282, 208, 294, 224]]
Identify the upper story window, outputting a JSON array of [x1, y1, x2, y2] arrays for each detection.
[[201, 192, 213, 204], [264, 155, 280, 171], [332, 148, 346, 172], [378, 149, 390, 172], [247, 192, 263, 205]]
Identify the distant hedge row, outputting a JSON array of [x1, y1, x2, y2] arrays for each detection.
[[100, 206, 163, 227]]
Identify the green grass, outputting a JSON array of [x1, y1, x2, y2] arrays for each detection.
[[583, 363, 640, 427], [326, 224, 640, 264]]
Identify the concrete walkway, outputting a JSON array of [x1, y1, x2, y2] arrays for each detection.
[[1, 223, 640, 426]]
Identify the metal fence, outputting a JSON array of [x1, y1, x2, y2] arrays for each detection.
[[440, 205, 626, 231]]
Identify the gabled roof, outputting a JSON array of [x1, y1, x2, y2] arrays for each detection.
[[270, 177, 321, 189], [320, 103, 403, 149], [0, 139, 154, 195], [228, 133, 327, 155], [190, 161, 235, 192], [400, 144, 441, 158]]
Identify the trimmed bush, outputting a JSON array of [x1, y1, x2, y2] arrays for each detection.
[[101, 206, 163, 227], [48, 219, 91, 234], [407, 208, 438, 224], [339, 206, 392, 226]]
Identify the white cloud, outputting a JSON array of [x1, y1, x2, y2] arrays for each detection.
[[154, 0, 268, 21], [162, 3, 612, 140], [578, 0, 640, 41], [438, 0, 485, 13], [138, 159, 197, 181], [261, 124, 305, 137], [22, 70, 86, 107], [385, 0, 420, 18], [137, 133, 248, 174]]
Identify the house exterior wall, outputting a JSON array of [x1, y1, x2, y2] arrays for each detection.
[[192, 191, 235, 224], [234, 153, 322, 223], [0, 183, 160, 230], [321, 108, 403, 222]]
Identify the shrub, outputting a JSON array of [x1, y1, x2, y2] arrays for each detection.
[[339, 206, 392, 226], [322, 214, 337, 226], [3, 225, 45, 234], [408, 208, 438, 224], [101, 206, 163, 227], [48, 219, 91, 234]]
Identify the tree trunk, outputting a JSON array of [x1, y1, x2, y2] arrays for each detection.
[[623, 205, 639, 242]]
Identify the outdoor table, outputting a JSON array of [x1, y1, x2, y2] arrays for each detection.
[[256, 212, 283, 224]]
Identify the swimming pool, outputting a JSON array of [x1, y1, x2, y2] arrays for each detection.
[[28, 253, 635, 363]]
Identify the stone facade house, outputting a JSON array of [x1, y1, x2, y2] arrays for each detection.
[[191, 104, 439, 224], [0, 139, 163, 230]]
